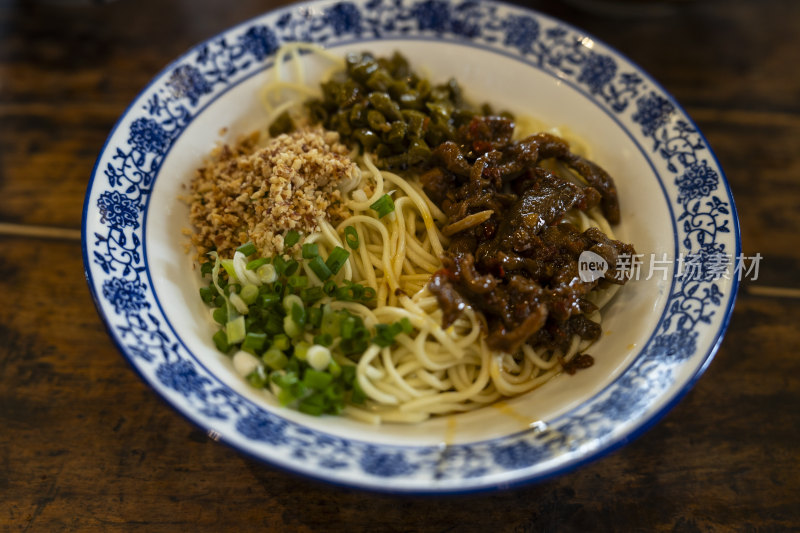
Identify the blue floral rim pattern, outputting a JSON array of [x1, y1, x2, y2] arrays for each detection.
[[82, 0, 739, 493]]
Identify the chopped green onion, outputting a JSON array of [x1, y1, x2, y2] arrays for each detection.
[[350, 283, 364, 300], [236, 242, 257, 257], [200, 262, 214, 276], [271, 371, 298, 389], [285, 357, 300, 375], [284, 315, 303, 339], [341, 316, 358, 340], [344, 226, 359, 249], [284, 230, 301, 247], [372, 328, 392, 347], [241, 332, 267, 355], [212, 329, 230, 353], [399, 317, 413, 334], [298, 401, 325, 416], [327, 394, 346, 410], [244, 315, 259, 332], [320, 309, 341, 338], [282, 294, 303, 314], [323, 280, 337, 295], [325, 382, 344, 402], [212, 306, 228, 325], [354, 325, 370, 341], [246, 257, 269, 271], [240, 284, 259, 305], [302, 242, 319, 259], [376, 322, 402, 346], [272, 281, 285, 298], [313, 334, 333, 347], [273, 256, 288, 275], [259, 292, 280, 309], [334, 285, 356, 301], [262, 348, 288, 370], [302, 391, 326, 407], [300, 286, 324, 304], [371, 318, 412, 348], [307, 306, 323, 328], [294, 341, 311, 361], [265, 314, 284, 335], [340, 338, 368, 356], [308, 256, 333, 280], [257, 263, 278, 283], [328, 359, 342, 378], [361, 286, 376, 300], [325, 246, 350, 274], [288, 275, 308, 290], [272, 334, 291, 351], [277, 388, 296, 406], [306, 345, 332, 370], [351, 379, 366, 404], [220, 259, 238, 282], [370, 194, 395, 218], [284, 259, 299, 277], [246, 366, 269, 388], [290, 381, 308, 399], [233, 350, 260, 378], [204, 222, 422, 415], [199, 286, 215, 304], [226, 315, 246, 345], [291, 303, 306, 327], [303, 369, 333, 389], [228, 292, 249, 315], [341, 365, 356, 385]]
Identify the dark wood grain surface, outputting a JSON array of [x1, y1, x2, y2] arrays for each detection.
[[2, 0, 798, 530]]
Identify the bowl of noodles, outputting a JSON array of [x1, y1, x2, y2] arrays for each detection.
[[82, 0, 739, 492]]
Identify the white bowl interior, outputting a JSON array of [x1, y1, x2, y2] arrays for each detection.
[[146, 41, 675, 446]]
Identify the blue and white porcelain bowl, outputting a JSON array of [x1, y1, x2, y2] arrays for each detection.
[[82, 0, 739, 493]]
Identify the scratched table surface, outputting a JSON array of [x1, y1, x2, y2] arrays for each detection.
[[1, 0, 798, 530]]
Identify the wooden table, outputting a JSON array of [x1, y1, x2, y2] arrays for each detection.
[[2, 0, 798, 530]]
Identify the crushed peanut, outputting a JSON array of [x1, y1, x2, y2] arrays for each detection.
[[188, 127, 359, 260]]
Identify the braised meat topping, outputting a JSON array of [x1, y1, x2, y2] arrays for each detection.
[[424, 116, 635, 356]]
